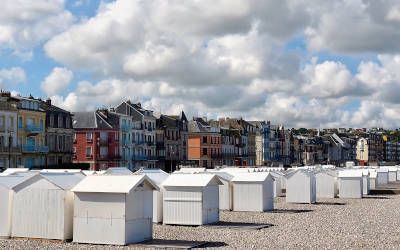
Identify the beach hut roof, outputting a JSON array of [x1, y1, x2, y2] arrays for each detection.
[[231, 172, 274, 182], [162, 174, 222, 187], [72, 175, 158, 193], [134, 168, 169, 185]]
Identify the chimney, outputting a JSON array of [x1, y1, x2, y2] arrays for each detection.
[[46, 98, 51, 106]]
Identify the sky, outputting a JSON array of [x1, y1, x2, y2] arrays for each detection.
[[1, 0, 400, 128]]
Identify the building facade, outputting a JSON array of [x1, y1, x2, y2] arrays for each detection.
[[72, 111, 120, 170], [17, 96, 47, 168], [41, 98, 73, 167], [0, 92, 20, 170]]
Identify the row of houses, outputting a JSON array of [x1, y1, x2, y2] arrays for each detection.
[[0, 92, 73, 170], [1, 91, 399, 171]]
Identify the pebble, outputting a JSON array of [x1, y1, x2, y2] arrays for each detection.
[[1, 195, 400, 249]]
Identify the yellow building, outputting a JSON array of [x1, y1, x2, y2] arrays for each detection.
[[356, 137, 368, 166], [16, 96, 47, 168]]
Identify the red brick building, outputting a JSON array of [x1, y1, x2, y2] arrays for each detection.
[[72, 110, 121, 170]]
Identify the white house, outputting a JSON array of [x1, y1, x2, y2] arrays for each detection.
[[71, 175, 158, 245], [315, 170, 337, 199], [376, 168, 389, 187], [0, 172, 36, 238], [231, 172, 275, 212], [162, 174, 222, 226], [338, 171, 363, 199], [286, 170, 316, 204], [134, 168, 169, 223], [11, 172, 84, 240]]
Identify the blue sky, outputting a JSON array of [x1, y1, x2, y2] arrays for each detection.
[[1, 0, 400, 128]]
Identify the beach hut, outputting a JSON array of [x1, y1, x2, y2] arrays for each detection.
[[174, 167, 206, 174], [207, 170, 234, 210], [338, 171, 363, 198], [231, 172, 275, 212], [397, 167, 400, 181], [162, 174, 222, 226], [361, 170, 370, 195], [315, 170, 337, 199], [386, 167, 397, 183], [269, 172, 283, 197], [376, 168, 389, 186], [71, 175, 158, 245], [103, 167, 133, 175], [134, 168, 169, 223], [369, 170, 377, 190], [286, 170, 316, 204], [0, 172, 37, 238], [11, 172, 84, 240]]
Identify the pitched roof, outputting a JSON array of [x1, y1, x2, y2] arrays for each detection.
[[0, 172, 37, 189], [103, 167, 133, 175], [231, 172, 274, 182], [162, 173, 222, 187], [40, 172, 85, 190], [71, 175, 158, 193], [72, 111, 115, 129], [134, 168, 169, 185]]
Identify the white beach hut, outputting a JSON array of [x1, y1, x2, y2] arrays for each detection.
[[386, 167, 397, 183], [103, 167, 133, 175], [162, 174, 222, 226], [231, 172, 275, 212], [361, 169, 370, 195], [397, 166, 400, 181], [134, 168, 170, 223], [286, 170, 316, 204], [269, 172, 283, 197], [376, 168, 389, 186], [11, 172, 84, 240], [315, 170, 338, 199], [369, 170, 377, 190], [0, 172, 37, 238], [338, 171, 363, 199], [71, 175, 158, 245], [207, 170, 234, 211]]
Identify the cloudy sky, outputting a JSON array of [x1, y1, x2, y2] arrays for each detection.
[[1, 0, 400, 128]]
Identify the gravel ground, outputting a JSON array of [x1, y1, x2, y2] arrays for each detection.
[[2, 194, 400, 249]]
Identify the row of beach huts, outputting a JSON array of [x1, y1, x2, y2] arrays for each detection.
[[0, 165, 399, 245]]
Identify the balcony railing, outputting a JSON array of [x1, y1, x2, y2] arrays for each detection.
[[132, 140, 145, 145], [120, 124, 131, 132], [132, 154, 147, 161], [146, 141, 155, 146], [25, 124, 43, 134], [22, 145, 49, 153], [147, 155, 158, 161], [0, 146, 21, 153]]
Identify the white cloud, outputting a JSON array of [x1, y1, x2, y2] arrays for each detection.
[[37, 0, 400, 128], [41, 67, 73, 96], [0, 0, 74, 57], [0, 67, 26, 88]]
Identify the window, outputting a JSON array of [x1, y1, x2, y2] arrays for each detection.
[[203, 136, 207, 144], [73, 147, 76, 153], [86, 132, 93, 141], [85, 147, 92, 157], [203, 148, 207, 156], [9, 117, 14, 129], [40, 119, 44, 130], [73, 133, 76, 142], [0, 116, 4, 129], [115, 132, 119, 141]]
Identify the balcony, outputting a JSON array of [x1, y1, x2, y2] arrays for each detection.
[[147, 155, 158, 161], [121, 139, 130, 146], [0, 146, 21, 153], [120, 124, 131, 132], [25, 124, 43, 134], [22, 145, 49, 153], [132, 154, 147, 161], [147, 141, 155, 146], [132, 140, 145, 145]]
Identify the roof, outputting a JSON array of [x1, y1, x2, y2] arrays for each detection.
[[40, 169, 83, 174], [338, 171, 363, 178], [103, 167, 133, 175], [175, 168, 206, 174], [71, 175, 158, 193], [206, 170, 234, 181], [1, 168, 29, 176], [134, 168, 169, 185], [376, 168, 389, 173], [0, 172, 37, 189], [40, 172, 85, 190], [162, 174, 222, 187], [231, 172, 274, 182], [285, 169, 314, 179], [72, 111, 115, 129], [39, 100, 71, 114]]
